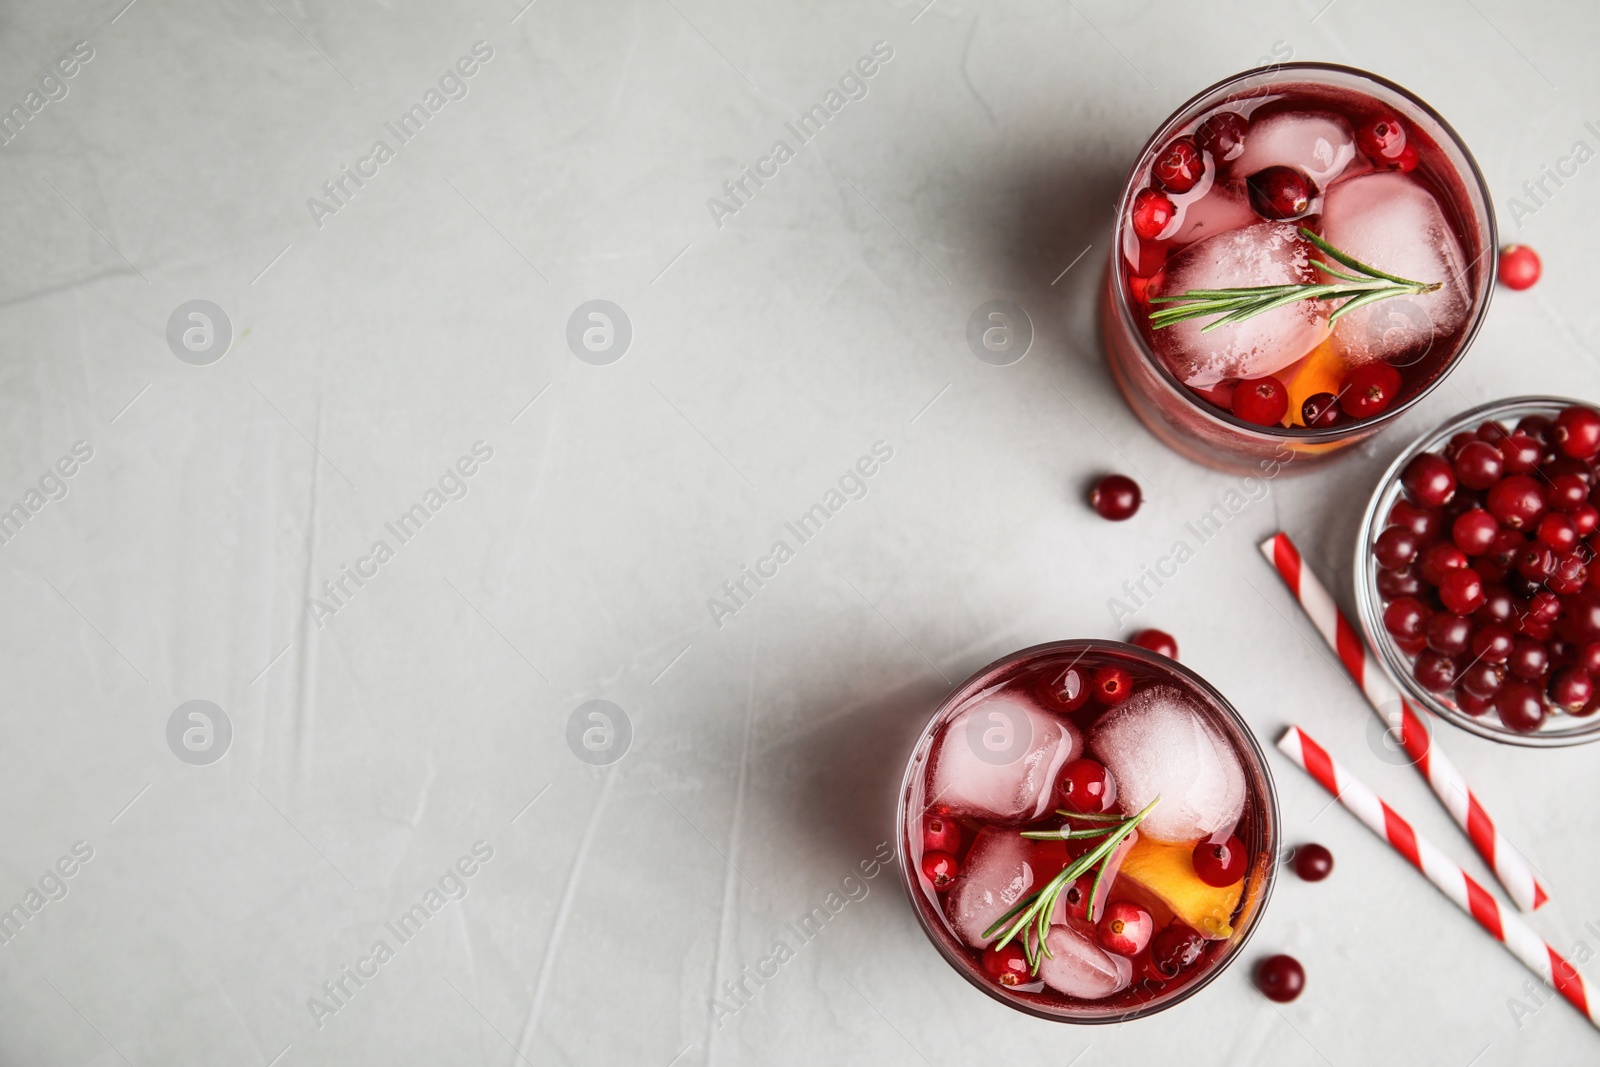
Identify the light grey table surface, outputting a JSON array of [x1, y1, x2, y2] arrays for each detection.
[[2, 0, 1597, 1063]]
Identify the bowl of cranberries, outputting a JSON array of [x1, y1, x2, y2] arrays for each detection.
[[1357, 397, 1600, 745]]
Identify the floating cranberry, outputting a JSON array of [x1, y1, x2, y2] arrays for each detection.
[[1383, 597, 1431, 643], [1194, 111, 1248, 161], [1058, 758, 1117, 814], [1092, 666, 1133, 705], [1471, 622, 1515, 663], [1301, 392, 1341, 428], [1233, 377, 1288, 426], [1037, 664, 1090, 712], [1192, 835, 1247, 887], [1497, 244, 1541, 290], [1553, 406, 1600, 460], [1374, 526, 1420, 570], [1130, 628, 1178, 659], [1062, 872, 1099, 922], [1153, 136, 1204, 194], [922, 851, 958, 890], [1150, 924, 1205, 977], [1096, 901, 1154, 957], [982, 942, 1030, 986], [923, 817, 961, 854], [1247, 166, 1315, 221], [1496, 682, 1547, 732], [1487, 474, 1546, 529], [1131, 187, 1176, 240], [1255, 954, 1306, 1003], [1090, 474, 1142, 521], [1550, 668, 1595, 711], [1413, 650, 1458, 692], [1355, 113, 1407, 160], [1385, 144, 1419, 173], [1402, 453, 1457, 508], [1452, 440, 1504, 490], [1451, 509, 1499, 556], [1425, 612, 1473, 656], [1292, 843, 1333, 882]]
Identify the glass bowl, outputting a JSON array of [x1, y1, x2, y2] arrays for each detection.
[[1355, 396, 1600, 747], [895, 640, 1279, 1022]]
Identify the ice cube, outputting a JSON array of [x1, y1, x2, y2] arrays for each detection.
[[1151, 221, 1330, 388], [932, 691, 1080, 823], [946, 827, 1037, 948], [1037, 922, 1133, 1000], [1090, 685, 1246, 844], [1172, 185, 1257, 247], [1319, 172, 1472, 366], [1232, 110, 1358, 188]]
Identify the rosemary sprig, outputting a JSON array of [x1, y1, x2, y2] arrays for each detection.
[[1148, 227, 1440, 333], [981, 797, 1159, 975]]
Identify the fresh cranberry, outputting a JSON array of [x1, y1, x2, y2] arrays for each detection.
[[1092, 666, 1133, 705], [1355, 113, 1407, 160], [1153, 136, 1204, 194], [1091, 474, 1142, 521], [1515, 614, 1553, 641], [1247, 166, 1315, 221], [1497, 244, 1541, 291], [1424, 612, 1472, 656], [1550, 667, 1595, 711], [1548, 474, 1589, 514], [923, 817, 961, 854], [1564, 588, 1600, 643], [1378, 569, 1422, 599], [1255, 954, 1306, 1003], [1477, 582, 1517, 622], [1418, 542, 1468, 585], [1517, 414, 1554, 445], [1441, 488, 1484, 523], [1130, 628, 1178, 659], [1477, 420, 1511, 444], [1232, 377, 1288, 426], [1496, 682, 1547, 732], [1389, 500, 1442, 542], [1292, 843, 1333, 882], [1549, 553, 1589, 595], [1341, 362, 1402, 420], [1508, 639, 1550, 679], [921, 851, 958, 890], [1150, 924, 1205, 977], [983, 943, 1030, 986], [1459, 660, 1506, 699], [1451, 509, 1499, 556], [1574, 505, 1600, 537], [1096, 901, 1154, 957], [1471, 622, 1516, 663], [1192, 836, 1247, 887], [1516, 542, 1557, 582], [1131, 187, 1176, 240], [1194, 111, 1247, 161], [1451, 441, 1503, 490], [1401, 453, 1457, 508], [1374, 526, 1420, 570], [1499, 433, 1544, 473], [1383, 597, 1431, 643], [1484, 531, 1526, 573], [1302, 392, 1341, 428], [1553, 406, 1600, 459], [1456, 689, 1494, 716], [1413, 650, 1458, 692], [1037, 664, 1090, 712], [1444, 432, 1479, 461], [1526, 589, 1563, 623], [1058, 758, 1118, 814], [1487, 475, 1546, 529], [1062, 872, 1099, 922], [1579, 642, 1600, 674]]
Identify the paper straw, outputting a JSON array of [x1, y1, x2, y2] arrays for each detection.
[[1277, 726, 1595, 1029], [1260, 532, 1550, 912]]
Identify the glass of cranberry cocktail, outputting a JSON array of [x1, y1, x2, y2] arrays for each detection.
[[896, 640, 1279, 1021], [1102, 63, 1496, 475]]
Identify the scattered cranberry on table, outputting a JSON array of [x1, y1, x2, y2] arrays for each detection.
[[1293, 843, 1334, 882], [1090, 474, 1142, 521], [1255, 954, 1306, 1002], [1497, 244, 1541, 291], [1375, 404, 1600, 732], [1129, 628, 1178, 660]]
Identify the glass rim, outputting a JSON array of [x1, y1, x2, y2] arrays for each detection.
[[894, 638, 1281, 1023], [1109, 61, 1499, 444], [1354, 395, 1600, 748]]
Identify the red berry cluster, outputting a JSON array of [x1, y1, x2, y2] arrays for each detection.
[[1373, 405, 1600, 732]]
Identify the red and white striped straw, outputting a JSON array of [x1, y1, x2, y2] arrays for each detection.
[[1260, 532, 1550, 912], [1278, 726, 1596, 1030]]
